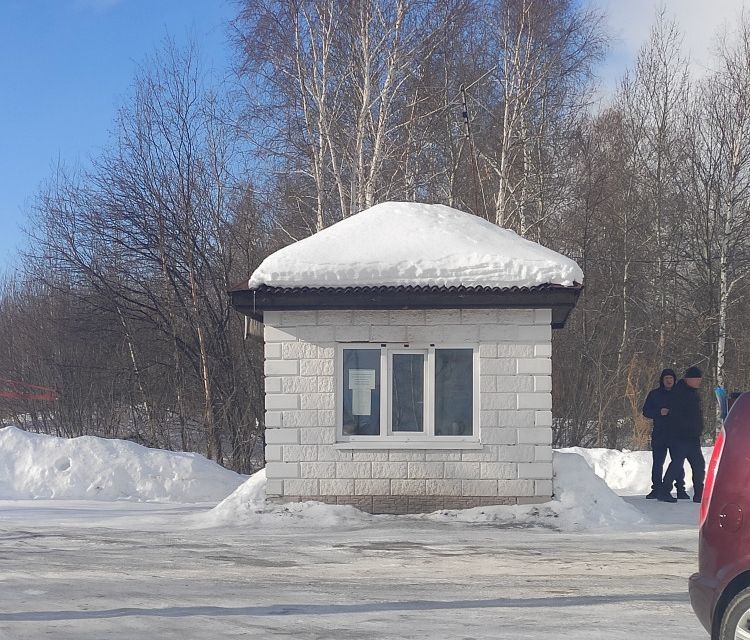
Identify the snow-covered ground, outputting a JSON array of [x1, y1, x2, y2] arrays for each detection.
[[560, 445, 711, 496], [0, 427, 708, 639]]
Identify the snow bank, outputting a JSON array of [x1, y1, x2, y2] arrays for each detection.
[[425, 452, 644, 531], [206, 467, 266, 520], [0, 426, 246, 502], [560, 446, 714, 495], [198, 467, 374, 528], [249, 202, 583, 289], [196, 451, 643, 532], [3, 424, 701, 529]]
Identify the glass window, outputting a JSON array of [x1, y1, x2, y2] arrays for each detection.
[[338, 345, 477, 440], [434, 349, 473, 436], [342, 348, 381, 436], [391, 353, 425, 432]]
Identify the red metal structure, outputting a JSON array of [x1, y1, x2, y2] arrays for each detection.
[[0, 378, 59, 402]]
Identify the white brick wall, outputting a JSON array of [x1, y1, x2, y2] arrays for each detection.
[[426, 479, 463, 496], [262, 308, 554, 501], [372, 462, 408, 478]]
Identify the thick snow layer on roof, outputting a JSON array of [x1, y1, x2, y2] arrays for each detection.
[[249, 202, 583, 289]]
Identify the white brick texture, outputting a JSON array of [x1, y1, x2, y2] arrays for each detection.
[[480, 462, 517, 479], [426, 479, 462, 496], [370, 325, 407, 342], [320, 479, 354, 495], [264, 343, 282, 359], [300, 462, 336, 478], [264, 444, 282, 462], [518, 325, 551, 341], [372, 462, 408, 478], [299, 427, 336, 445], [517, 393, 552, 410], [534, 343, 552, 357], [406, 324, 478, 343], [481, 393, 517, 410], [265, 411, 282, 427], [336, 462, 372, 478], [462, 479, 498, 496], [295, 326, 335, 342], [264, 360, 298, 376], [335, 325, 370, 341], [535, 479, 554, 497], [282, 377, 318, 394], [407, 462, 445, 478], [264, 427, 299, 444], [391, 479, 427, 495], [281, 311, 317, 325], [355, 479, 391, 495], [262, 309, 555, 504], [264, 326, 298, 343], [535, 411, 553, 427], [517, 358, 552, 375], [284, 479, 319, 496], [263, 311, 282, 325], [265, 377, 282, 393], [517, 427, 553, 445], [299, 359, 334, 376], [389, 310, 425, 325], [518, 463, 553, 479], [479, 428, 517, 445], [266, 462, 299, 479], [266, 479, 284, 496], [283, 444, 318, 461], [265, 394, 300, 410], [497, 479, 535, 497]]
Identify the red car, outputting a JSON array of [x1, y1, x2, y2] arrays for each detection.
[[690, 392, 750, 639]]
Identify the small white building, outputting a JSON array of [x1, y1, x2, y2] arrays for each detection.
[[231, 202, 583, 513]]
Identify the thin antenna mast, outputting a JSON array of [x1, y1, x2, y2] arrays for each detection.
[[460, 83, 486, 219]]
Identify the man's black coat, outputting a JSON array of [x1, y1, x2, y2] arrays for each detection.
[[642, 369, 677, 433], [667, 379, 704, 441]]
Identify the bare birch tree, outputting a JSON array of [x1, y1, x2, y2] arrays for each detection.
[[686, 18, 750, 403]]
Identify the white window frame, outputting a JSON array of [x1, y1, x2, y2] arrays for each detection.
[[336, 342, 480, 443]]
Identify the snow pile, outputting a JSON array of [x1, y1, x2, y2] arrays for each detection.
[[2, 424, 700, 531], [0, 426, 246, 502], [197, 451, 643, 532], [205, 467, 266, 521], [425, 452, 644, 531], [249, 202, 583, 289], [199, 467, 374, 528], [560, 446, 714, 495]]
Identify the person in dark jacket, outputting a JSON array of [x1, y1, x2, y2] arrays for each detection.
[[658, 366, 706, 503], [642, 368, 686, 499]]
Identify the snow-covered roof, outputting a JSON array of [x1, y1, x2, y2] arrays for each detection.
[[249, 202, 583, 290]]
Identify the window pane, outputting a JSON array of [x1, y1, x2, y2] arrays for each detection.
[[435, 349, 473, 436], [342, 349, 381, 436], [392, 353, 424, 432]]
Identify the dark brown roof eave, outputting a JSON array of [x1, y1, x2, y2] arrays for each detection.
[[230, 283, 583, 329]]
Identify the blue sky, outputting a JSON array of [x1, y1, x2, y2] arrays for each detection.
[[0, 0, 235, 271], [0, 0, 743, 273]]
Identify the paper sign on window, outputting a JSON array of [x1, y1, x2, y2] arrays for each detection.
[[349, 369, 376, 416]]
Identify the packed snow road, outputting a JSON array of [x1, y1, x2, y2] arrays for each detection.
[[0, 499, 706, 640]]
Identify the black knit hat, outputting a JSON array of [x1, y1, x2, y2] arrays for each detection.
[[685, 366, 703, 379]]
